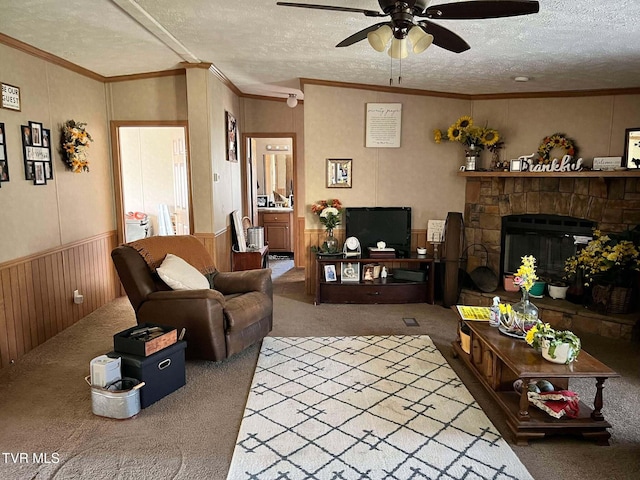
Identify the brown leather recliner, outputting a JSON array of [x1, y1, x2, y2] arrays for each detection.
[[111, 235, 273, 361]]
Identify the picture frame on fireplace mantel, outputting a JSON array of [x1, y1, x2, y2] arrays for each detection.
[[623, 127, 640, 169], [509, 159, 521, 172]]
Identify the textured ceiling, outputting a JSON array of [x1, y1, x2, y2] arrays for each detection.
[[1, 1, 640, 100]]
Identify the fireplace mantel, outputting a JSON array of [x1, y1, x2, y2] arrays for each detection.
[[459, 170, 640, 178]]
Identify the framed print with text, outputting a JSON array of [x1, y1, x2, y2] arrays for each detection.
[[1, 83, 21, 111]]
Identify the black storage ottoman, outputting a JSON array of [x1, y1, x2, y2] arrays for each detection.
[[108, 341, 186, 408]]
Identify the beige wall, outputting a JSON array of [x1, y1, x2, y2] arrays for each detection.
[[0, 43, 113, 263], [303, 84, 470, 232], [302, 85, 640, 236], [107, 76, 187, 121]]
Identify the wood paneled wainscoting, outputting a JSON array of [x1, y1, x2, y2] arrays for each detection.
[[0, 232, 120, 370]]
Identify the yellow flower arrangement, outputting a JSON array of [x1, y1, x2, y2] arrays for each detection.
[[513, 255, 538, 292], [433, 115, 501, 151], [61, 120, 93, 173], [564, 229, 640, 287], [525, 320, 581, 362]]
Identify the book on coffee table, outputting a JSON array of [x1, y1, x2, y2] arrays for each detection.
[[456, 305, 491, 322]]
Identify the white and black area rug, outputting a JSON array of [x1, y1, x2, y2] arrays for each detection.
[[227, 336, 533, 480]]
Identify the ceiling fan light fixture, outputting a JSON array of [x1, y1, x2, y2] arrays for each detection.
[[286, 94, 298, 108], [367, 25, 393, 52], [388, 37, 408, 59], [408, 26, 433, 54]]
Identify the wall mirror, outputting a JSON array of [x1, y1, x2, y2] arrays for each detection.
[[257, 153, 293, 199]]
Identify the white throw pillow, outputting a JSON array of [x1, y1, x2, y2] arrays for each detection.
[[156, 254, 209, 290]]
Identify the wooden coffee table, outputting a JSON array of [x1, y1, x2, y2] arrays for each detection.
[[451, 318, 619, 445]]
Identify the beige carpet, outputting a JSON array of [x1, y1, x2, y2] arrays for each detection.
[[0, 266, 639, 480]]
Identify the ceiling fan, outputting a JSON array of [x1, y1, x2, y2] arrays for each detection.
[[276, 1, 540, 54]]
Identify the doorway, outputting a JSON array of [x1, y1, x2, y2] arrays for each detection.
[[111, 121, 193, 245], [242, 133, 297, 271]]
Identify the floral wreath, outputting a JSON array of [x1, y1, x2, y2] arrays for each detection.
[[537, 132, 577, 164], [61, 120, 93, 173]]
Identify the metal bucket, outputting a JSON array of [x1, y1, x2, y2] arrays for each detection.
[[247, 226, 264, 249], [86, 376, 145, 419]]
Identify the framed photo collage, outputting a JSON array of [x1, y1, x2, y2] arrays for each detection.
[[21, 121, 52, 185]]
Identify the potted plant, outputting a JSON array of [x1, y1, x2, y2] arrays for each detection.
[[564, 228, 640, 313], [525, 321, 581, 364], [548, 275, 569, 300]]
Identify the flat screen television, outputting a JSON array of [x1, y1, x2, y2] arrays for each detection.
[[345, 207, 412, 257]]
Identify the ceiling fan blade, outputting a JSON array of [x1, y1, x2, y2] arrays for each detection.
[[418, 21, 470, 53], [276, 2, 385, 17], [423, 1, 539, 20], [336, 22, 390, 47]]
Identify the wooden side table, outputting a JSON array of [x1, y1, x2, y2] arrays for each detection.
[[231, 245, 269, 271]]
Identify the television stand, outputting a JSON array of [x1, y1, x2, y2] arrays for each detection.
[[315, 256, 435, 305]]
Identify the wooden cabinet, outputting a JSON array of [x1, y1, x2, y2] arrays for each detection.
[[259, 211, 293, 252], [315, 256, 435, 305], [232, 245, 269, 271]]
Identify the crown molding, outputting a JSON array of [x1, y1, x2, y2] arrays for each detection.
[[300, 77, 640, 100], [0, 32, 106, 82], [300, 78, 470, 100], [2, 32, 638, 102]]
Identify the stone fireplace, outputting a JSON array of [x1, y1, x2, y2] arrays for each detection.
[[459, 175, 640, 341], [463, 176, 640, 277]]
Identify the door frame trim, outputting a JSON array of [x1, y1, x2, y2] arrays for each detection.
[[241, 132, 297, 259], [110, 120, 193, 245]]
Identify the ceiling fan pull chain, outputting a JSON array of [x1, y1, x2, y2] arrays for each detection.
[[389, 54, 393, 86], [399, 56, 402, 85]]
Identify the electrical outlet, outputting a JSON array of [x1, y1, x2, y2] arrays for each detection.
[[73, 289, 84, 304]]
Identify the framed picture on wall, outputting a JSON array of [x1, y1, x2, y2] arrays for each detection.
[[33, 161, 46, 185], [29, 121, 43, 147], [327, 158, 352, 188], [623, 127, 640, 169], [0, 122, 8, 184], [226, 111, 238, 162], [22, 123, 52, 183]]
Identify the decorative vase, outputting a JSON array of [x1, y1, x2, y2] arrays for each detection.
[[324, 228, 339, 253], [465, 145, 482, 171], [511, 288, 539, 333], [541, 340, 574, 364], [566, 268, 585, 304]]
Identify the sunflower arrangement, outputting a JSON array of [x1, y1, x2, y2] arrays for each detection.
[[61, 120, 93, 173], [433, 115, 501, 151], [537, 133, 577, 164], [564, 229, 640, 287]]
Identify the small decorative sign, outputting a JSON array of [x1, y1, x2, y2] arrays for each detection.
[[593, 156, 623, 171], [1, 83, 21, 111], [519, 153, 583, 173], [427, 220, 445, 243]]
